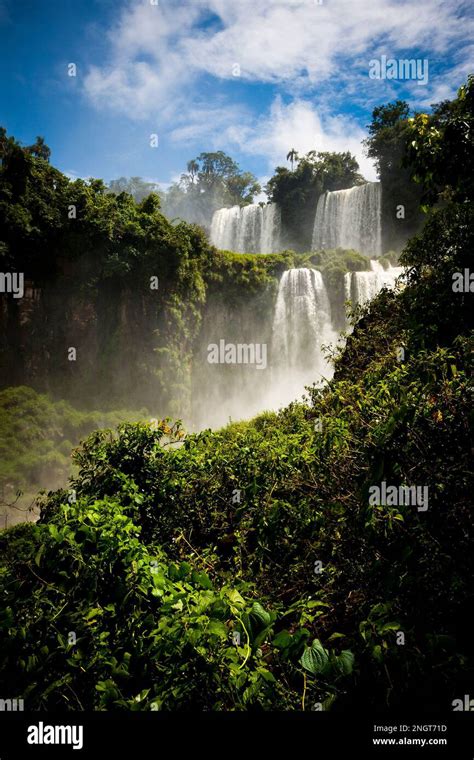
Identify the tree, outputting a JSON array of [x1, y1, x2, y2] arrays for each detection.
[[286, 148, 299, 171], [364, 101, 424, 251], [0, 128, 212, 411], [196, 152, 238, 184], [1, 129, 51, 167], [162, 151, 261, 227], [404, 75, 474, 206], [107, 177, 160, 204], [365, 101, 410, 174], [26, 136, 51, 162], [0, 127, 19, 163], [186, 160, 199, 185], [266, 151, 364, 250]]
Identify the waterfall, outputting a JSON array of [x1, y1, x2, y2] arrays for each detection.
[[196, 261, 404, 428], [312, 182, 382, 256], [271, 269, 336, 404], [210, 203, 281, 253], [344, 271, 352, 305], [209, 206, 241, 251], [346, 260, 404, 309]]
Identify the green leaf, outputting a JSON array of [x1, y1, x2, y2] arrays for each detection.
[[134, 688, 150, 702], [226, 588, 245, 608], [257, 668, 276, 683], [378, 621, 400, 634], [207, 620, 227, 639], [34, 544, 45, 567], [272, 630, 292, 649], [327, 632, 346, 642], [372, 644, 383, 663], [191, 570, 213, 590], [250, 602, 271, 628], [336, 649, 355, 675], [300, 639, 329, 675], [83, 607, 103, 621]]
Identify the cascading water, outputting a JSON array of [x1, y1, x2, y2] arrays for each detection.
[[210, 203, 281, 253], [312, 182, 382, 256], [195, 261, 404, 428], [209, 206, 241, 251], [271, 268, 337, 406], [346, 260, 404, 308], [200, 187, 404, 426]]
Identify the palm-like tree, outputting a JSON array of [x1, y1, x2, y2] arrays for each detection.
[[28, 136, 51, 162], [186, 159, 199, 184], [286, 148, 299, 171]]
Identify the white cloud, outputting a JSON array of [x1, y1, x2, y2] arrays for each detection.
[[184, 0, 467, 87], [222, 96, 377, 180], [168, 102, 249, 144], [82, 0, 472, 176], [63, 170, 84, 181], [84, 0, 472, 117], [84, 2, 200, 119], [409, 52, 474, 108]]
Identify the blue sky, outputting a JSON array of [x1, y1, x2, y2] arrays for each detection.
[[0, 0, 472, 193]]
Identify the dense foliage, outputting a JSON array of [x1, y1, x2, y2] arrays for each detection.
[[404, 74, 474, 207], [0, 386, 144, 527], [364, 101, 424, 252], [0, 134, 213, 412]]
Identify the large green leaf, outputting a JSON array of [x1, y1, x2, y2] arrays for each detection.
[[336, 649, 355, 675], [300, 639, 329, 675], [250, 602, 271, 628]]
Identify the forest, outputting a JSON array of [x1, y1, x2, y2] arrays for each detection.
[[0, 76, 473, 713]]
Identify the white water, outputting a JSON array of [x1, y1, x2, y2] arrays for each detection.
[[346, 260, 404, 308], [268, 263, 403, 409], [312, 182, 382, 256], [201, 189, 405, 425], [210, 203, 281, 253], [270, 268, 337, 406], [195, 262, 404, 428]]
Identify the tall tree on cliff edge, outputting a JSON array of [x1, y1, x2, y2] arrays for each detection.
[[364, 101, 424, 252]]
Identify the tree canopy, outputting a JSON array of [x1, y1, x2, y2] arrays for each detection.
[[162, 151, 261, 227], [404, 74, 474, 207], [364, 101, 424, 251], [107, 177, 160, 204]]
